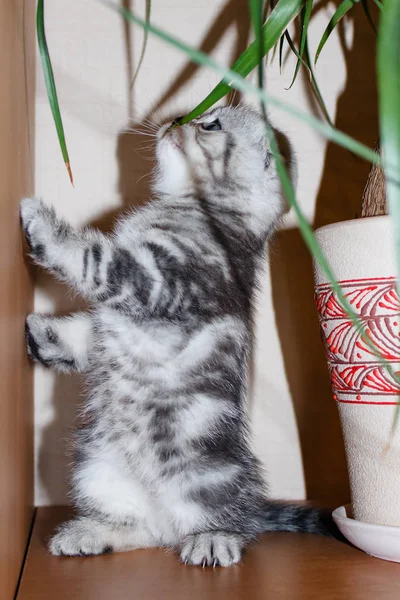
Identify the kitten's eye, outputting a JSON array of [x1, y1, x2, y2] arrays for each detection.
[[201, 119, 222, 132]]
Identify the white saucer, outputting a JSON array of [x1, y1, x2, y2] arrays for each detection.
[[333, 505, 400, 563]]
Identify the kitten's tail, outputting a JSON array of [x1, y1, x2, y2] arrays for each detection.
[[258, 501, 343, 539]]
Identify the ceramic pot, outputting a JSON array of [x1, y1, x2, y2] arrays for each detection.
[[314, 216, 400, 530]]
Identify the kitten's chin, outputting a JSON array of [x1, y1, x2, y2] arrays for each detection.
[[154, 129, 192, 196], [154, 158, 192, 198]]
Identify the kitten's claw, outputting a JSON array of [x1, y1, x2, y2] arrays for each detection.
[[20, 197, 56, 264], [179, 532, 242, 567], [49, 518, 114, 557], [25, 314, 77, 372]]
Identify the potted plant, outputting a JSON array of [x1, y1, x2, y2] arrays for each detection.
[[37, 0, 400, 560], [314, 155, 400, 561]]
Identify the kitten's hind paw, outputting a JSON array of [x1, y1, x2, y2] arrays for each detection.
[[179, 532, 244, 567]]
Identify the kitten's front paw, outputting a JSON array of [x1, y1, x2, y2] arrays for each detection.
[[49, 518, 114, 557], [179, 532, 242, 567], [20, 197, 56, 264], [25, 314, 76, 371], [25, 314, 53, 367]]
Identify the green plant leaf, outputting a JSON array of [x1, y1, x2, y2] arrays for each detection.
[[377, 0, 400, 429], [181, 0, 306, 123], [36, 0, 73, 184], [269, 138, 396, 379], [283, 29, 311, 76], [267, 2, 280, 64], [100, 0, 389, 170], [250, 0, 267, 92], [102, 0, 400, 390], [279, 32, 285, 72], [130, 0, 152, 90], [287, 0, 313, 89], [361, 0, 377, 34], [315, 0, 361, 65], [249, 0, 265, 43], [378, 1, 400, 287], [249, 0, 397, 380], [303, 37, 333, 125], [249, 0, 266, 91], [372, 0, 383, 9], [282, 28, 332, 126]]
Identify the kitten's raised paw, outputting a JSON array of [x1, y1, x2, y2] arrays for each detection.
[[25, 314, 56, 367], [25, 314, 45, 365], [49, 518, 113, 557], [25, 314, 76, 371], [179, 532, 243, 567], [20, 197, 56, 264]]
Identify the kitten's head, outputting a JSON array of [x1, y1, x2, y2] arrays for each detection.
[[154, 105, 296, 224]]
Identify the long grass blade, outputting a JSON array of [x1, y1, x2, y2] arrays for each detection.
[[315, 0, 361, 64], [268, 1, 280, 64], [279, 33, 285, 72], [100, 2, 397, 180], [181, 0, 306, 122], [250, 0, 266, 103], [283, 30, 311, 77], [250, 0, 266, 99], [130, 0, 152, 90], [249, 0, 398, 380], [361, 0, 376, 34], [303, 37, 333, 125], [287, 0, 313, 89], [102, 0, 400, 391], [377, 0, 400, 433], [283, 28, 332, 126], [378, 2, 400, 291], [36, 0, 73, 184]]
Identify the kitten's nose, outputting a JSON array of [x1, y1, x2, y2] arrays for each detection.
[[171, 116, 185, 127]]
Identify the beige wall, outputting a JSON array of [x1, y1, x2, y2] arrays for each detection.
[[34, 0, 378, 506]]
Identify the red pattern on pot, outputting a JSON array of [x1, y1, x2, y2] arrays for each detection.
[[315, 277, 400, 404]]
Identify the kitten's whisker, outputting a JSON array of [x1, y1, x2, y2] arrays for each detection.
[[136, 144, 155, 152], [128, 121, 159, 135], [142, 117, 160, 129], [129, 115, 160, 132], [134, 171, 151, 187], [140, 124, 159, 134], [128, 130, 157, 138]]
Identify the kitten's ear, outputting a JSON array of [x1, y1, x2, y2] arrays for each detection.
[[264, 150, 272, 170], [267, 128, 297, 189]]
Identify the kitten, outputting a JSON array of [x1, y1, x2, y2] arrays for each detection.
[[21, 105, 334, 567]]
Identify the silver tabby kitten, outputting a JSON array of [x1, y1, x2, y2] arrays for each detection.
[[21, 105, 334, 567]]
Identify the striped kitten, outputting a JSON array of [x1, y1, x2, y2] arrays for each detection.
[[21, 105, 334, 567]]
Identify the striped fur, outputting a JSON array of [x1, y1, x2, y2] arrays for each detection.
[[21, 106, 335, 567]]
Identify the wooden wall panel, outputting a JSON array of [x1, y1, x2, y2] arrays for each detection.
[[0, 1, 35, 598]]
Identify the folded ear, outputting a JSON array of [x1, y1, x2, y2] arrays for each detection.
[[264, 150, 272, 170], [274, 128, 297, 189]]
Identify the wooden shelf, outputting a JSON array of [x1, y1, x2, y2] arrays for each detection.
[[17, 507, 400, 600]]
